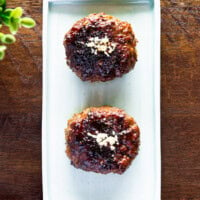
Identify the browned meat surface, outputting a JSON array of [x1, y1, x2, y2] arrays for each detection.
[[64, 13, 137, 82], [65, 106, 140, 174]]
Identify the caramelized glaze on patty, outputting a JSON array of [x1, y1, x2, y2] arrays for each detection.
[[64, 13, 137, 82], [65, 106, 140, 174]]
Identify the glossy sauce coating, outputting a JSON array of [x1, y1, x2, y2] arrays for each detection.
[[64, 13, 137, 82], [65, 106, 140, 174]]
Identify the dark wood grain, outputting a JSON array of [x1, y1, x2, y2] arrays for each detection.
[[0, 1, 42, 200], [0, 0, 199, 200], [161, 0, 200, 199]]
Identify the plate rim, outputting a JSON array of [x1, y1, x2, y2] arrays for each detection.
[[42, 0, 161, 199]]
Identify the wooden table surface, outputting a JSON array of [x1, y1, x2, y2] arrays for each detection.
[[0, 0, 200, 199]]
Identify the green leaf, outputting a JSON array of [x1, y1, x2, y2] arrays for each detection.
[[0, 45, 6, 60], [0, 3, 36, 61], [0, 45, 6, 51], [2, 17, 10, 26], [9, 18, 20, 34], [0, 32, 4, 39], [11, 7, 23, 19], [4, 9, 13, 16], [0, 0, 5, 7], [0, 50, 5, 60], [20, 17, 36, 28], [1, 9, 13, 26], [1, 34, 16, 44]]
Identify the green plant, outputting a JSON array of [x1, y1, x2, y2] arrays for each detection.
[[0, 0, 36, 60]]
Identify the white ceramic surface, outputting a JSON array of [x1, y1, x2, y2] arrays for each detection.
[[42, 1, 160, 200]]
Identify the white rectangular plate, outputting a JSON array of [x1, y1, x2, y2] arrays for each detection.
[[42, 0, 160, 200]]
